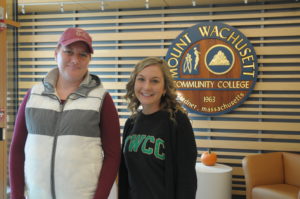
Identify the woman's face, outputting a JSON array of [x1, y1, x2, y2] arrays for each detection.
[[55, 41, 91, 83], [134, 64, 166, 114]]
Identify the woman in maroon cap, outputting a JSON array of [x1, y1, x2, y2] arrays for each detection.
[[9, 27, 120, 199]]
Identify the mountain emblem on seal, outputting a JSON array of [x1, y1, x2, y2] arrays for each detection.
[[209, 50, 230, 66]]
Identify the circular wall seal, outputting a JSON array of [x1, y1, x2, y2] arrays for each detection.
[[165, 22, 258, 116]]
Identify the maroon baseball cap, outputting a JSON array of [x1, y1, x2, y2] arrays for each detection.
[[58, 27, 94, 53]]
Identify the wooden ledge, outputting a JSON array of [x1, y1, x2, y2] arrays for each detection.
[[4, 19, 20, 28]]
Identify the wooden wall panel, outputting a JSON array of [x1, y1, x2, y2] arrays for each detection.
[[16, 44, 300, 58], [0, 1, 8, 198], [0, 22, 7, 130], [0, 141, 6, 199], [16, 1, 300, 198]]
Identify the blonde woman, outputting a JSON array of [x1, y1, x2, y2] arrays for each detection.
[[119, 57, 197, 199]]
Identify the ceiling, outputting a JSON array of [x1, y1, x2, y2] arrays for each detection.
[[18, 0, 287, 13]]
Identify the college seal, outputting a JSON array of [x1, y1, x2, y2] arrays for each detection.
[[165, 22, 258, 116]]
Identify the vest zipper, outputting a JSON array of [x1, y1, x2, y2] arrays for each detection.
[[50, 96, 67, 199]]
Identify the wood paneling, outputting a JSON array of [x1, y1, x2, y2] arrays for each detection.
[[17, 0, 287, 13], [0, 141, 6, 199], [0, 24, 7, 130], [0, 0, 7, 197], [16, 45, 300, 58]]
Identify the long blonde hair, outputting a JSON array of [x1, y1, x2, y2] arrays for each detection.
[[125, 57, 186, 119]]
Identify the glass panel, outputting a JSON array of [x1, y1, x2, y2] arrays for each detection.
[[5, 0, 15, 20]]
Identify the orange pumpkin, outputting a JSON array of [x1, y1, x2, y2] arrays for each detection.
[[200, 150, 217, 166]]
